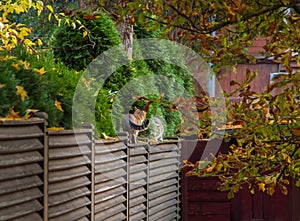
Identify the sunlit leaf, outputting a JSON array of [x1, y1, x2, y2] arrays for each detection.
[[55, 100, 63, 112], [15, 85, 28, 101]]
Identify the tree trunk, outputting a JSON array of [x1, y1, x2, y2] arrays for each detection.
[[117, 16, 133, 58]]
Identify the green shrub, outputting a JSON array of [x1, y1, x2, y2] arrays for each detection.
[[52, 10, 122, 71], [0, 46, 80, 128]]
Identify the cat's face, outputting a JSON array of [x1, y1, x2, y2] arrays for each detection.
[[133, 107, 146, 121]]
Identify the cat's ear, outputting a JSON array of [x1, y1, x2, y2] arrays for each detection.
[[134, 106, 138, 111]]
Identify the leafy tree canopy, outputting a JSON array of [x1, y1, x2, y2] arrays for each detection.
[[117, 0, 300, 71], [115, 0, 300, 198]]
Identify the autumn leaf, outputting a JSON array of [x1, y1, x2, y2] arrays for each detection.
[[48, 127, 64, 131], [258, 183, 266, 192], [24, 109, 39, 120], [12, 63, 21, 71], [5, 106, 21, 120], [15, 85, 28, 101], [33, 67, 46, 75], [55, 100, 63, 112]]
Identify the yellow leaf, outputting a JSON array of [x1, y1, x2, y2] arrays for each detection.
[[37, 38, 43, 46], [12, 63, 21, 71], [5, 106, 21, 119], [55, 100, 63, 112], [34, 67, 46, 75], [206, 164, 216, 173], [46, 5, 54, 13], [83, 31, 88, 38], [15, 85, 28, 101], [48, 127, 64, 131], [0, 83, 4, 89], [258, 183, 266, 192]]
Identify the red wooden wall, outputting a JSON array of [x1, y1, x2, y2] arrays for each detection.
[[181, 139, 300, 221]]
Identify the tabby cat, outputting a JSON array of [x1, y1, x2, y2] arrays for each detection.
[[122, 107, 149, 144]]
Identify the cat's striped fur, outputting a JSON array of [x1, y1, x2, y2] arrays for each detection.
[[122, 107, 149, 143]]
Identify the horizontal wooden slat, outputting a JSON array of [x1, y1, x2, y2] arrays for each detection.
[[0, 151, 43, 167], [149, 199, 178, 214], [129, 195, 146, 207], [48, 186, 90, 206], [149, 171, 178, 184], [129, 146, 148, 155], [0, 125, 44, 140], [149, 178, 178, 192], [0, 175, 42, 195], [48, 176, 91, 195], [11, 212, 43, 221], [130, 155, 147, 164], [0, 187, 43, 208], [94, 195, 126, 212], [49, 155, 90, 170], [95, 186, 126, 202], [94, 177, 126, 194], [149, 158, 179, 169], [129, 180, 147, 190], [129, 171, 147, 182], [94, 140, 126, 153], [0, 139, 43, 153], [130, 186, 147, 198], [100, 212, 126, 221], [149, 192, 178, 207], [94, 168, 127, 183], [149, 152, 179, 161], [130, 163, 148, 173], [48, 132, 92, 147], [150, 165, 179, 177], [130, 211, 146, 221], [130, 203, 146, 215], [95, 150, 126, 163], [48, 196, 90, 218], [49, 145, 91, 159], [94, 204, 126, 221], [0, 163, 43, 181], [0, 199, 43, 221], [48, 206, 90, 221], [149, 185, 178, 200], [149, 143, 178, 153], [49, 165, 90, 183], [94, 160, 126, 172], [148, 205, 178, 221]]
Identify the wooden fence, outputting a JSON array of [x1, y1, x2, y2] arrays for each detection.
[[2, 119, 300, 221], [0, 119, 181, 221]]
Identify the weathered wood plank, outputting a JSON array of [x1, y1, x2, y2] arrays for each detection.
[[0, 175, 42, 195], [48, 196, 90, 218], [49, 145, 90, 159], [48, 206, 90, 221], [0, 151, 43, 167], [0, 163, 42, 181], [48, 186, 90, 206], [94, 160, 126, 172], [0, 125, 43, 140], [48, 165, 90, 183], [0, 139, 43, 153], [94, 204, 126, 221], [0, 187, 42, 208], [49, 155, 90, 171], [48, 133, 92, 147], [94, 195, 126, 212], [0, 199, 43, 221], [48, 176, 91, 195]]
